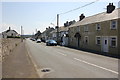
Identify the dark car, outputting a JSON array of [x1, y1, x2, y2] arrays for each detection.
[[30, 38, 36, 41], [32, 39, 36, 41], [46, 40, 57, 46]]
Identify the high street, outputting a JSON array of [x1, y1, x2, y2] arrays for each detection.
[[25, 39, 118, 78]]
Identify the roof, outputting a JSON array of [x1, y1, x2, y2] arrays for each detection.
[[69, 8, 120, 28], [50, 26, 68, 34], [59, 26, 68, 32], [4, 30, 18, 34], [50, 29, 57, 33], [42, 28, 54, 34]]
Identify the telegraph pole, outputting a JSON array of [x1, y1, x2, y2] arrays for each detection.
[[56, 14, 59, 44], [21, 26, 23, 42], [57, 14, 59, 27], [36, 29, 37, 33]]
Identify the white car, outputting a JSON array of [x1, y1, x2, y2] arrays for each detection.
[[36, 39, 41, 43]]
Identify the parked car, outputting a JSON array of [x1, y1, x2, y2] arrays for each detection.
[[30, 38, 36, 41], [36, 39, 41, 43], [46, 40, 57, 46], [32, 38, 36, 41], [45, 40, 49, 43]]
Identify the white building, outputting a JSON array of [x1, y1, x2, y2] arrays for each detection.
[[59, 26, 69, 46], [2, 27, 19, 38]]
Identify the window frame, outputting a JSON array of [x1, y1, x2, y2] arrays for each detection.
[[84, 25, 88, 32], [77, 26, 80, 32], [84, 36, 89, 44], [96, 36, 101, 45], [110, 20, 117, 29], [96, 23, 101, 31], [110, 36, 117, 47]]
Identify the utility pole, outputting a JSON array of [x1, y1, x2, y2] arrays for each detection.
[[57, 14, 59, 27], [36, 29, 37, 33], [56, 14, 59, 44], [21, 26, 23, 42]]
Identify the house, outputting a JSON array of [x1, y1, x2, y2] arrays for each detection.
[[34, 31, 41, 40], [2, 27, 19, 38], [68, 3, 120, 55], [41, 27, 54, 42], [50, 26, 70, 46], [58, 26, 69, 46], [49, 29, 57, 41]]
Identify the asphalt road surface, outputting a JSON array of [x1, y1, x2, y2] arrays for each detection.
[[25, 39, 118, 78]]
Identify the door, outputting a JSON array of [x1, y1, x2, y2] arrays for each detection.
[[78, 38, 80, 48], [102, 37, 109, 52]]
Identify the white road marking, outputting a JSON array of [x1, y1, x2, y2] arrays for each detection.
[[57, 52, 67, 56], [74, 58, 118, 74], [25, 43, 41, 78]]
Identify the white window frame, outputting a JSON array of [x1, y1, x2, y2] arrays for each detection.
[[110, 36, 117, 47], [84, 25, 88, 32], [77, 26, 80, 32], [110, 20, 117, 29], [84, 36, 89, 44], [96, 36, 101, 45], [96, 23, 101, 31]]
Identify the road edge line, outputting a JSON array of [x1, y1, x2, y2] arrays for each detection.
[[25, 42, 41, 78]]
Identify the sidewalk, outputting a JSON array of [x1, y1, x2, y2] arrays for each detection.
[[2, 41, 39, 78]]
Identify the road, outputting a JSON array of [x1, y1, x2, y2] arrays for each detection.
[[25, 39, 118, 78]]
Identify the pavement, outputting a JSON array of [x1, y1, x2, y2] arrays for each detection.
[[25, 39, 118, 78], [2, 40, 38, 78]]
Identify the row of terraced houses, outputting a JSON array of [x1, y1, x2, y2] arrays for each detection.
[[40, 3, 120, 56]]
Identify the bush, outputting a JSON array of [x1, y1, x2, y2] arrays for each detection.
[[7, 36, 21, 38]]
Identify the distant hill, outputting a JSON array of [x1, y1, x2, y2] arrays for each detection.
[[21, 35, 33, 38]]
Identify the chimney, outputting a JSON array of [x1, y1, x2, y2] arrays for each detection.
[[9, 27, 11, 30], [107, 3, 115, 13], [79, 14, 85, 21]]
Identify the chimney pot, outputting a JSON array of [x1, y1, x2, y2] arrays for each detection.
[[79, 14, 85, 21], [107, 3, 115, 13], [9, 27, 11, 30], [112, 3, 113, 5]]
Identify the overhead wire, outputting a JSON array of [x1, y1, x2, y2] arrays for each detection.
[[50, 0, 100, 26], [59, 0, 100, 15]]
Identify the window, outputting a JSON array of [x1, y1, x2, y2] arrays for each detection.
[[71, 37, 73, 42], [111, 20, 117, 29], [84, 36, 88, 44], [96, 23, 101, 30], [96, 37, 101, 45], [77, 26, 80, 32], [84, 25, 88, 32], [110, 37, 117, 47]]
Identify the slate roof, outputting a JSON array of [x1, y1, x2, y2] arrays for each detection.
[[50, 26, 69, 34], [59, 26, 68, 32], [4, 30, 18, 34], [69, 8, 120, 28]]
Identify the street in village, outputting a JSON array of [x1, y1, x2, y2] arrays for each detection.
[[1, 1, 120, 79], [2, 39, 118, 78], [25, 39, 118, 78]]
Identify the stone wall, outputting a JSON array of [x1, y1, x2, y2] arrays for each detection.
[[0, 38, 21, 61]]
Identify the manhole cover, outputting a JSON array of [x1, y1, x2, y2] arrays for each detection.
[[41, 68, 50, 72]]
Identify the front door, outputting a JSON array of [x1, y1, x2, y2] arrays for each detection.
[[102, 37, 109, 52]]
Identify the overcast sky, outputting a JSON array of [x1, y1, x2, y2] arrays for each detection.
[[1, 0, 119, 35]]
